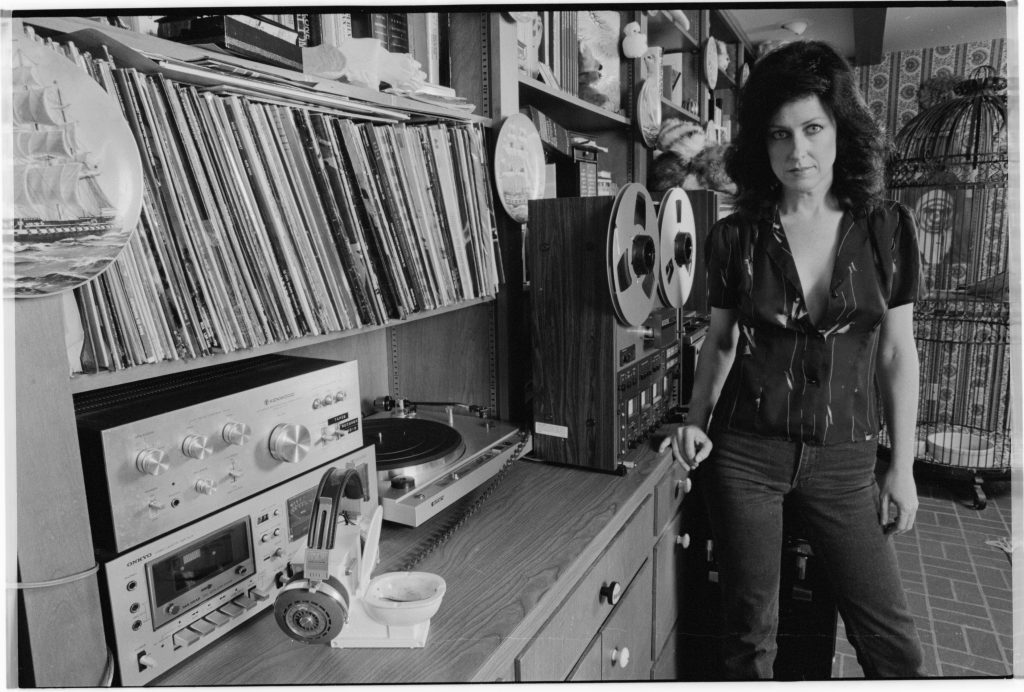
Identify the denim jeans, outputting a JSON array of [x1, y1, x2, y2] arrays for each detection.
[[702, 431, 924, 679]]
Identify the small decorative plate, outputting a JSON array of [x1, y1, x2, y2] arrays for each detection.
[[493, 112, 545, 223], [637, 79, 662, 149], [739, 62, 750, 88], [702, 38, 719, 90]]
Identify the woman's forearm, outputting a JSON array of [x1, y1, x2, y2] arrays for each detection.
[[687, 309, 739, 430], [877, 305, 920, 472]]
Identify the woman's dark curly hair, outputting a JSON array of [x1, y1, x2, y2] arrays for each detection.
[[726, 40, 887, 215]]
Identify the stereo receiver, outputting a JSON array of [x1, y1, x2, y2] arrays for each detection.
[[75, 355, 362, 553], [102, 444, 377, 686]]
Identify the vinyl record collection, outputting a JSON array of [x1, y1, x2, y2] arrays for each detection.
[[32, 28, 502, 373]]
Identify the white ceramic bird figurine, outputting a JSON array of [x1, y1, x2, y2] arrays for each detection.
[[622, 21, 649, 59]]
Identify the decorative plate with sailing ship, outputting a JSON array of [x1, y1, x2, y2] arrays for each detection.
[[6, 29, 143, 297]]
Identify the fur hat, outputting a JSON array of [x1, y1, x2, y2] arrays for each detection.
[[655, 118, 705, 162], [649, 118, 736, 196]]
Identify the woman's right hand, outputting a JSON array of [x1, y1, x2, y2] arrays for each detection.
[[660, 424, 713, 471]]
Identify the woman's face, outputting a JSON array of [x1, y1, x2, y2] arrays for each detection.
[[766, 95, 837, 197]]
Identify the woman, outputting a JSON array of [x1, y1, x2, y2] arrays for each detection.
[[669, 40, 924, 679]]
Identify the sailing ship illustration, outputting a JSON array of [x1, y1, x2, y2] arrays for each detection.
[[10, 48, 118, 242]]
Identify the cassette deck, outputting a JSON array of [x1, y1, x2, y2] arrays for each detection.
[[102, 445, 377, 686]]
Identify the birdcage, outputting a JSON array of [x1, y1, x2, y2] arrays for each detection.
[[887, 66, 1010, 509]]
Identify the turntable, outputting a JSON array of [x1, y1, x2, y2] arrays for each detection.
[[364, 406, 530, 527]]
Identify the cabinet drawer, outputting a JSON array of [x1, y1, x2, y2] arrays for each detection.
[[600, 559, 653, 681], [653, 510, 688, 656], [516, 497, 653, 681], [653, 460, 691, 534]]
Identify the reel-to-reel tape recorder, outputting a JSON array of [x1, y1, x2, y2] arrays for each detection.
[[529, 184, 698, 472]]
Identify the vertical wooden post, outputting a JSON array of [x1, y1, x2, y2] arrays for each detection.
[[14, 297, 108, 686]]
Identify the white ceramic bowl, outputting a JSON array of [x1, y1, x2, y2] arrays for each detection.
[[362, 571, 446, 627], [925, 428, 996, 468]]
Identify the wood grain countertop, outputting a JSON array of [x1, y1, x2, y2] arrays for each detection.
[[155, 433, 675, 685]]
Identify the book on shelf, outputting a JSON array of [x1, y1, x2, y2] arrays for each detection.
[[156, 14, 303, 71], [351, 12, 409, 54], [407, 12, 441, 86], [524, 105, 571, 157]]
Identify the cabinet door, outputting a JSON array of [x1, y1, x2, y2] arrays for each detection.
[[653, 459, 690, 534], [600, 559, 654, 681], [653, 510, 687, 666]]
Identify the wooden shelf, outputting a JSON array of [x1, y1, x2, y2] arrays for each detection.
[[68, 297, 495, 394], [647, 10, 699, 54], [661, 98, 701, 124], [713, 68, 736, 91], [519, 77, 631, 131]]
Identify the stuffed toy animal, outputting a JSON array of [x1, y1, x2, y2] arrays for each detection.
[[648, 117, 736, 197]]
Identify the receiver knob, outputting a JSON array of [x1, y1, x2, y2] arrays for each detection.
[[194, 479, 217, 495], [182, 435, 213, 460], [222, 422, 252, 446], [269, 424, 311, 464], [135, 449, 169, 476]]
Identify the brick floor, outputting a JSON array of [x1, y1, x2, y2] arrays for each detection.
[[832, 465, 1013, 678]]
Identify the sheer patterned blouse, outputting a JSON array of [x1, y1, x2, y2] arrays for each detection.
[[706, 200, 921, 445]]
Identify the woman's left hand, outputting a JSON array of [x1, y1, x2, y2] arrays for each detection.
[[879, 464, 919, 535]]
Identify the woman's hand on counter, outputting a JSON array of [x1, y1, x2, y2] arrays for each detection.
[[658, 425, 713, 471]]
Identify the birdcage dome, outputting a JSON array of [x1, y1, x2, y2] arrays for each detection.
[[890, 66, 1007, 186]]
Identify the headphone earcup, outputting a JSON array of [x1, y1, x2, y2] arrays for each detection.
[[273, 575, 350, 644]]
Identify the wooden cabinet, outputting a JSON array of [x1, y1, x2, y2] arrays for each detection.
[[514, 454, 692, 683], [515, 498, 652, 681], [651, 456, 693, 680]]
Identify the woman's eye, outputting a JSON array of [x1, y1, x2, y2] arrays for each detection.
[[768, 130, 788, 140], [806, 123, 824, 135]]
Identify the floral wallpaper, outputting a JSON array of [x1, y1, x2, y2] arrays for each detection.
[[857, 39, 1007, 138]]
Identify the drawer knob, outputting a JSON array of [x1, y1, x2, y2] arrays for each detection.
[[674, 477, 693, 498], [676, 533, 691, 548], [599, 581, 622, 606], [610, 646, 631, 668]]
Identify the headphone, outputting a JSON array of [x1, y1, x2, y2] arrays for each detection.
[[273, 467, 367, 644]]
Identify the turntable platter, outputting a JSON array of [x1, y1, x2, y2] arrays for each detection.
[[364, 418, 467, 489]]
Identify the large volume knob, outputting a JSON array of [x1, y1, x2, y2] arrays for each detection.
[[268, 424, 311, 464], [135, 449, 169, 476], [181, 434, 213, 460], [221, 422, 252, 446]]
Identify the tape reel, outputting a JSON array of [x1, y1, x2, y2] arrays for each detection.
[[656, 188, 697, 308], [606, 183, 659, 326]]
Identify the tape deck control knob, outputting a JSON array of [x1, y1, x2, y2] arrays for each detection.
[[135, 449, 169, 476], [221, 422, 252, 446], [194, 479, 217, 495], [182, 434, 214, 460], [269, 424, 312, 464]]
